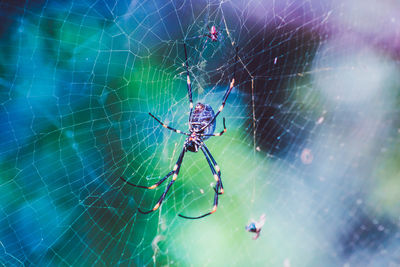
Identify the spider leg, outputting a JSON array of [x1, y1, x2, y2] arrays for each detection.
[[178, 186, 220, 219], [215, 24, 222, 41], [183, 43, 194, 131], [148, 113, 189, 136], [201, 37, 210, 51], [120, 170, 173, 190], [200, 117, 227, 137], [179, 181, 221, 219], [186, 34, 212, 40], [185, 34, 204, 40], [201, 143, 224, 194], [178, 146, 222, 219], [197, 47, 238, 132], [138, 147, 186, 214]]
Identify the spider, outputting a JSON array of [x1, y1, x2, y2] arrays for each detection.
[[189, 25, 220, 42], [187, 25, 221, 50], [205, 25, 219, 42], [120, 44, 238, 219]]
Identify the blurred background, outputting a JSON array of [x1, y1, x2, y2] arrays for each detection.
[[0, 0, 399, 266]]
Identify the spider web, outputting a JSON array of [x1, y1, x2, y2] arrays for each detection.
[[1, 0, 400, 266]]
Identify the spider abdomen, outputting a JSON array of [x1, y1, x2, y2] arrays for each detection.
[[190, 103, 216, 138]]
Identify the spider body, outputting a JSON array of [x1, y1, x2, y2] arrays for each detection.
[[208, 26, 219, 42], [120, 44, 238, 219], [191, 103, 216, 136], [185, 103, 216, 152]]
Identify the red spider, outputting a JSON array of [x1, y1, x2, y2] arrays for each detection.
[[187, 25, 221, 49], [205, 25, 219, 42]]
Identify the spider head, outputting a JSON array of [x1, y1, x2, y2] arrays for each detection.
[[185, 136, 200, 152]]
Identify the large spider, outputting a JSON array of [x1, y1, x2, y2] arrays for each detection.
[[120, 44, 238, 219]]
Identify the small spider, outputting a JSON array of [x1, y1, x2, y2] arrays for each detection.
[[205, 25, 219, 42], [120, 44, 238, 219], [190, 25, 220, 42], [187, 25, 221, 50], [201, 25, 221, 50]]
